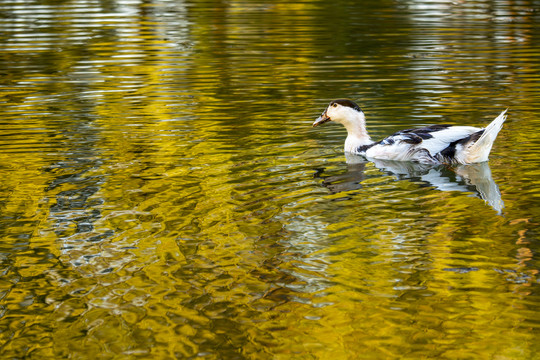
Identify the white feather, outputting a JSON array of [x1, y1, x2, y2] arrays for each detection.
[[365, 126, 481, 162], [460, 109, 508, 163], [418, 127, 479, 154]]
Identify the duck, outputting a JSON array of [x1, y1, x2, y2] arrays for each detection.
[[313, 99, 508, 165]]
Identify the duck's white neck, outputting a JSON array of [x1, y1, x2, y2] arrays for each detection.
[[341, 111, 373, 152]]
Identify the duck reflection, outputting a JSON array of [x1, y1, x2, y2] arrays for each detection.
[[314, 153, 504, 214]]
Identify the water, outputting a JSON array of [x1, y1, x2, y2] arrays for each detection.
[[1, 0, 539, 358]]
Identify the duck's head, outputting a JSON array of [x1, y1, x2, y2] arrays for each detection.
[[313, 99, 364, 127]]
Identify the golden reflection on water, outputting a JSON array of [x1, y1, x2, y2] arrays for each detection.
[[1, 0, 540, 358]]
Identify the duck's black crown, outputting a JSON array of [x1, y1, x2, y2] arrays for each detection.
[[330, 99, 362, 112]]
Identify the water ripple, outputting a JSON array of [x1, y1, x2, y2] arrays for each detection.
[[1, 0, 539, 358]]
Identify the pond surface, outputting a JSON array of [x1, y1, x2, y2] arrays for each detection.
[[1, 0, 540, 358]]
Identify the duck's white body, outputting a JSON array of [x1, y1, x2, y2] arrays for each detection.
[[313, 99, 507, 165]]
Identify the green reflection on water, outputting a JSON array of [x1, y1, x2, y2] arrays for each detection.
[[0, 0, 540, 358]]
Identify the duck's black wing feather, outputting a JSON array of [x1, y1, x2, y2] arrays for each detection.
[[379, 124, 453, 145]]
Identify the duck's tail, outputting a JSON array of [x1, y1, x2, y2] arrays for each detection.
[[460, 109, 508, 164]]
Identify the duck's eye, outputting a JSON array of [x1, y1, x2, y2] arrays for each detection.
[[332, 103, 337, 108]]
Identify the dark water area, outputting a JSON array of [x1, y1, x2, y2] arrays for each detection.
[[1, 0, 540, 358]]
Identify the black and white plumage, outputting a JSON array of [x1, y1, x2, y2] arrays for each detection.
[[313, 99, 508, 165]]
